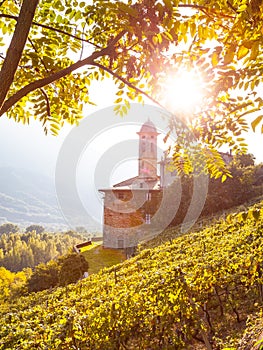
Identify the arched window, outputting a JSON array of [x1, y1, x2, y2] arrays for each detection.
[[146, 192, 151, 201]]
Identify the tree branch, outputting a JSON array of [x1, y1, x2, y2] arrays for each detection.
[[92, 62, 165, 111], [0, 30, 127, 117], [0, 0, 39, 109], [226, 1, 238, 13], [40, 88, 51, 116]]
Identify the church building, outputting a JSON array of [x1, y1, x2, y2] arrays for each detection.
[[99, 120, 172, 250], [99, 120, 235, 251]]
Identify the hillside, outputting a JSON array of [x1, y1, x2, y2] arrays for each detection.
[[0, 200, 262, 349], [81, 243, 126, 275], [140, 195, 263, 251]]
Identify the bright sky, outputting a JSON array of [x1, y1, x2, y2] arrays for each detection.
[[0, 77, 262, 230], [0, 77, 262, 177]]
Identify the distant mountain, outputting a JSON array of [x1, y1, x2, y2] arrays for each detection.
[[0, 167, 67, 229], [0, 167, 103, 232]]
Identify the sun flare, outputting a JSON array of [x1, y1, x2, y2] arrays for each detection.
[[163, 70, 205, 116]]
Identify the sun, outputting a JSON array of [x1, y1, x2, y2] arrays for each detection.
[[163, 69, 205, 116]]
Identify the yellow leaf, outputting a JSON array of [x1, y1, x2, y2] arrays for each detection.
[[242, 40, 253, 49], [221, 174, 227, 183], [237, 45, 249, 60], [152, 36, 158, 45], [114, 97, 123, 104], [239, 4, 247, 11], [157, 33, 162, 43], [211, 52, 219, 67], [163, 31, 173, 41], [250, 42, 259, 60], [224, 51, 235, 65], [50, 123, 60, 130], [251, 115, 263, 132]]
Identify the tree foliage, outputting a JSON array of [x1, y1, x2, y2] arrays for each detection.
[[0, 230, 85, 271], [0, 222, 19, 235], [1, 0, 263, 138], [1, 0, 263, 178], [25, 224, 45, 234], [58, 252, 89, 286], [0, 266, 27, 304], [27, 252, 89, 292], [232, 152, 256, 167], [168, 158, 263, 227], [26, 260, 59, 293]]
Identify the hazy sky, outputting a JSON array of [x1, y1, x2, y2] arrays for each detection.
[[0, 88, 262, 229], [0, 100, 262, 179], [0, 101, 172, 228]]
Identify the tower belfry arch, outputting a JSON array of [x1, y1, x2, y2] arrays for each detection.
[[137, 119, 160, 180]]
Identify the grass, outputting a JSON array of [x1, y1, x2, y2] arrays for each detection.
[[81, 243, 126, 274]]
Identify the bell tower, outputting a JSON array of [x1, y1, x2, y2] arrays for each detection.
[[137, 119, 159, 179]]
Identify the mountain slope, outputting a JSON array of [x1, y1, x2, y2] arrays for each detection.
[[0, 167, 65, 227], [0, 200, 262, 349]]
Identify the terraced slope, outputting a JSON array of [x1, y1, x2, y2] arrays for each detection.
[[0, 202, 262, 349]]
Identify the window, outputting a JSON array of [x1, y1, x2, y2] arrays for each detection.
[[145, 214, 151, 224], [118, 192, 124, 200], [142, 142, 146, 152], [117, 239, 124, 249], [146, 192, 151, 201], [150, 143, 153, 152], [140, 183, 143, 188]]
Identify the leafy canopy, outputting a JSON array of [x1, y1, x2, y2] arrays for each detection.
[[0, 0, 262, 169]]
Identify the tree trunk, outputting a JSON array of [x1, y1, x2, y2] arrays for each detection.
[[0, 0, 39, 109]]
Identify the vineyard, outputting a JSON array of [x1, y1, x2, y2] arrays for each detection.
[[0, 202, 263, 349]]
